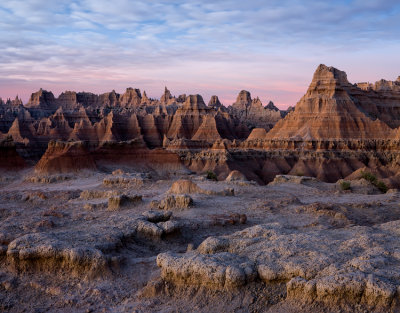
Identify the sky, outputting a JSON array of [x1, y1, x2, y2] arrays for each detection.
[[0, 0, 400, 109]]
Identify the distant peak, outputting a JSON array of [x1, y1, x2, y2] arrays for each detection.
[[312, 64, 349, 85], [208, 95, 222, 109], [161, 86, 172, 103], [236, 90, 252, 103], [183, 94, 206, 110], [265, 101, 279, 111]]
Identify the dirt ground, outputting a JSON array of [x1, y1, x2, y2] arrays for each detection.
[[1, 170, 400, 312]]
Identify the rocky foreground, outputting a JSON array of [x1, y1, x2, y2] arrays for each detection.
[[1, 171, 400, 312]]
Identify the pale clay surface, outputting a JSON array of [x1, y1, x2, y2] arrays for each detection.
[[1, 172, 400, 312]]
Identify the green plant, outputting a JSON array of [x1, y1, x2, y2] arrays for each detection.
[[376, 181, 388, 193], [360, 171, 388, 193], [340, 181, 351, 191], [360, 171, 378, 184], [206, 171, 218, 181]]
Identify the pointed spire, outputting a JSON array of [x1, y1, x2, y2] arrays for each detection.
[[160, 86, 172, 104]]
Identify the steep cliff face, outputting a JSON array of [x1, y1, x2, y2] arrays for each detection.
[[230, 90, 284, 130], [246, 128, 268, 140], [353, 78, 400, 128], [34, 141, 96, 174], [25, 89, 56, 110], [0, 97, 24, 133], [208, 95, 222, 109], [1, 86, 281, 157], [192, 115, 222, 141], [120, 88, 142, 107], [3, 65, 400, 186], [167, 95, 211, 140], [92, 140, 185, 174], [0, 136, 26, 171], [266, 64, 396, 140], [160, 87, 174, 105]]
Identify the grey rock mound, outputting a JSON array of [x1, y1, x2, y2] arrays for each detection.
[[269, 175, 317, 185], [157, 220, 400, 309], [150, 194, 193, 211], [157, 251, 257, 289]]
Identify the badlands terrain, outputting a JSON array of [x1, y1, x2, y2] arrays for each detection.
[[1, 64, 400, 312]]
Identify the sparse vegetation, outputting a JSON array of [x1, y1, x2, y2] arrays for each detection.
[[360, 171, 378, 184], [360, 171, 388, 193], [206, 170, 218, 181], [295, 171, 304, 177], [376, 181, 389, 193], [340, 181, 351, 191]]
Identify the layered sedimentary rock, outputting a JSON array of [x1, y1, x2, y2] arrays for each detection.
[[3, 65, 400, 187], [167, 95, 226, 142], [229, 90, 284, 130], [34, 141, 96, 174], [25, 88, 56, 110], [2, 87, 273, 161], [228, 64, 400, 185], [266, 65, 396, 140], [208, 95, 222, 109], [0, 136, 26, 171], [158, 219, 400, 309]]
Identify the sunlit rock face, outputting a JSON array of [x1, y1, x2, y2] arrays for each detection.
[[266, 64, 399, 140], [2, 65, 400, 187]]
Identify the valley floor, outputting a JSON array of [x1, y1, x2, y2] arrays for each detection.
[[0, 170, 400, 312]]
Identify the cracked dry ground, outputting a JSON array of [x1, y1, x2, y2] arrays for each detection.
[[1, 173, 400, 312]]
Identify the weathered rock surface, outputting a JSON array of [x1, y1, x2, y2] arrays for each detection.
[[2, 67, 400, 187], [107, 194, 142, 210], [34, 141, 96, 174], [151, 195, 193, 211], [157, 251, 257, 288], [158, 220, 400, 309], [7, 233, 108, 276], [169, 179, 234, 196], [103, 173, 145, 187], [3, 170, 400, 312], [266, 64, 398, 140], [0, 136, 26, 171], [229, 90, 284, 130], [225, 170, 247, 182], [269, 175, 317, 186]]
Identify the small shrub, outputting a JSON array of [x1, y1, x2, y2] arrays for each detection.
[[206, 171, 218, 181], [295, 171, 304, 177], [360, 171, 388, 193], [376, 181, 388, 193], [360, 171, 378, 184], [340, 181, 351, 191]]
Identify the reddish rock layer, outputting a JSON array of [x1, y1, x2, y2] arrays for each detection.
[[3, 65, 400, 186], [266, 65, 397, 140], [0, 137, 26, 171], [34, 141, 96, 174]]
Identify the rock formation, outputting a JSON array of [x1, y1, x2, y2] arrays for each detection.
[[0, 136, 26, 171], [34, 141, 96, 174], [266, 64, 396, 140], [3, 65, 400, 313], [230, 91, 284, 130], [208, 95, 222, 109], [25, 88, 56, 110], [160, 87, 173, 104], [2, 65, 400, 186]]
